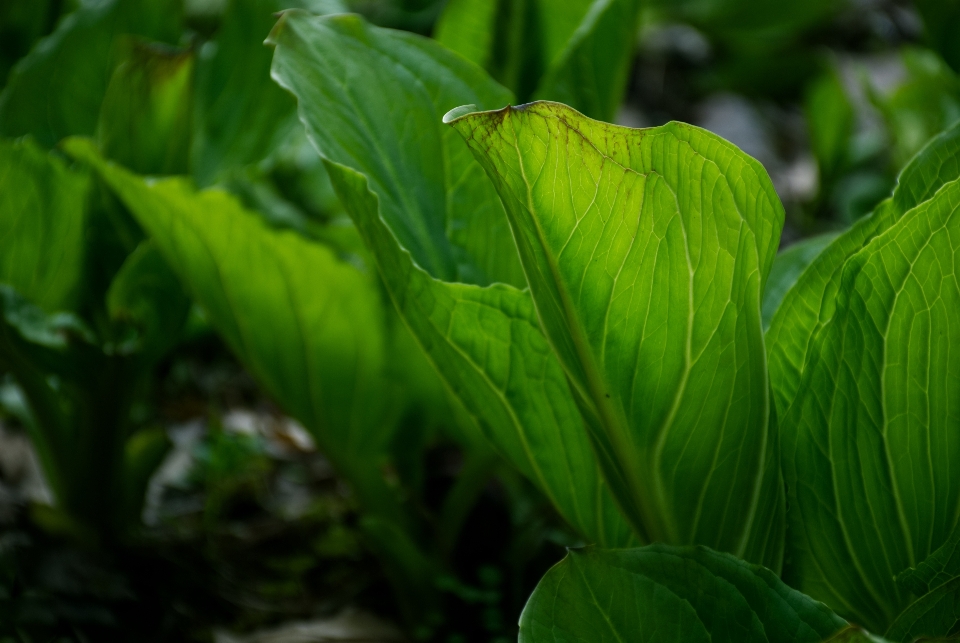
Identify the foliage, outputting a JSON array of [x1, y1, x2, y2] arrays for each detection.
[[4, 0, 960, 641]]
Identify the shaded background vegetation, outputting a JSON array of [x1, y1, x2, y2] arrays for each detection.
[[1, 0, 958, 641]]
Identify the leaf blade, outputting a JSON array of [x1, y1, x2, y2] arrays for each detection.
[[519, 545, 846, 643], [448, 101, 785, 566]]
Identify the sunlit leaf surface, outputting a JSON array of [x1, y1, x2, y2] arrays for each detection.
[[449, 101, 785, 567]]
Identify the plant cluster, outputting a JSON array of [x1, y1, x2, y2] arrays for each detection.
[[4, 0, 960, 641]]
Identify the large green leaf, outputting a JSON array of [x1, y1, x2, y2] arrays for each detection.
[[326, 159, 636, 548], [776, 159, 960, 631], [267, 10, 524, 287], [518, 545, 846, 643], [64, 137, 408, 527], [448, 101, 785, 567], [0, 0, 182, 147], [0, 138, 90, 312]]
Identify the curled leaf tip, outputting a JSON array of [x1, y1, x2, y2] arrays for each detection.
[[442, 104, 479, 124]]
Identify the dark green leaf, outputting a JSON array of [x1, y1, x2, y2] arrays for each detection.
[[120, 426, 171, 525], [898, 529, 960, 598], [533, 0, 643, 123], [106, 240, 190, 363], [762, 233, 839, 331], [822, 626, 891, 642], [886, 576, 960, 642], [519, 546, 846, 643], [434, 0, 641, 121], [914, 0, 960, 76], [191, 0, 302, 186], [804, 65, 854, 180], [0, 0, 182, 147]]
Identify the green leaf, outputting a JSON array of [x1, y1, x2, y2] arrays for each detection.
[[768, 122, 960, 422], [448, 101, 785, 567], [97, 39, 194, 175], [651, 0, 837, 51], [762, 233, 839, 331], [914, 0, 960, 75], [434, 0, 540, 101], [873, 48, 960, 170], [533, 0, 643, 123], [0, 284, 132, 533], [191, 0, 299, 186], [0, 137, 91, 312], [0, 0, 183, 147], [886, 576, 960, 642], [776, 158, 960, 631], [433, 0, 498, 69], [107, 240, 190, 363], [804, 65, 854, 180], [898, 529, 960, 598], [64, 137, 408, 528], [267, 10, 524, 287], [326, 159, 636, 548], [887, 529, 960, 641], [0, 1, 58, 89], [433, 0, 641, 122], [518, 545, 846, 643], [823, 627, 892, 643]]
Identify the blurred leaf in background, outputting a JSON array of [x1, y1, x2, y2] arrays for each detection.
[[435, 0, 642, 121], [871, 47, 960, 170], [914, 0, 960, 74], [0, 0, 183, 147], [98, 40, 195, 176]]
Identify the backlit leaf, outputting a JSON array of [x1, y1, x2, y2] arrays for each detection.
[[448, 101, 785, 567], [775, 134, 960, 630]]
